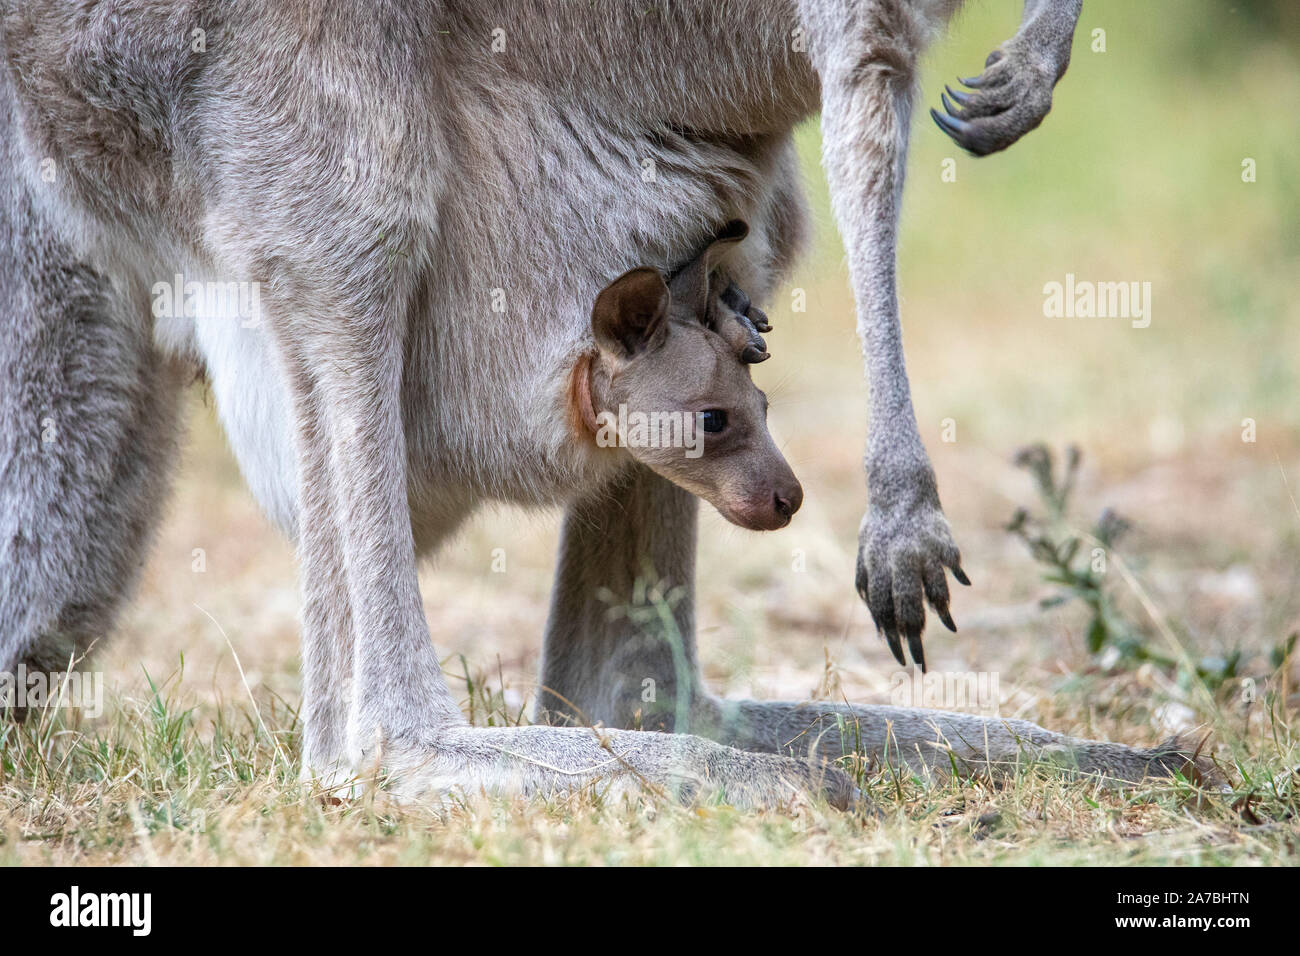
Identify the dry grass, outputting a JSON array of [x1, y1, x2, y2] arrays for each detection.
[[3, 0, 1299, 865]]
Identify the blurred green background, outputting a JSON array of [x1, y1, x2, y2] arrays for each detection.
[[785, 0, 1299, 459]]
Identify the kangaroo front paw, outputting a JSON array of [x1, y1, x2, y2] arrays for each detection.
[[929, 47, 1059, 156], [856, 475, 969, 671]]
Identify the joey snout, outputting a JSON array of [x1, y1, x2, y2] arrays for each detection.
[[711, 460, 803, 532], [617, 423, 805, 532]]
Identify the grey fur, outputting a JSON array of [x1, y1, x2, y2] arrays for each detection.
[[0, 66, 185, 676], [2, 1, 1206, 809]]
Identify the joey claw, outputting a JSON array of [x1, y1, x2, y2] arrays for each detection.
[[953, 567, 971, 587], [747, 305, 771, 333], [935, 604, 957, 633], [720, 281, 750, 315]]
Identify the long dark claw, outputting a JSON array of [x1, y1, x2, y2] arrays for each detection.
[[960, 74, 986, 89], [930, 108, 971, 139], [855, 552, 870, 603], [945, 84, 973, 107], [935, 604, 957, 633], [882, 629, 907, 668], [905, 629, 926, 673], [941, 91, 963, 119], [953, 567, 972, 587]]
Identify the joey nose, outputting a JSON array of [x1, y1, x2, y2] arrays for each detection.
[[773, 483, 803, 523]]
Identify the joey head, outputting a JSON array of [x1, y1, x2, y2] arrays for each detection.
[[570, 221, 801, 531]]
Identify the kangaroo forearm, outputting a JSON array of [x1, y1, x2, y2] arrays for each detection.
[[796, 1, 928, 471], [1019, 0, 1084, 80]]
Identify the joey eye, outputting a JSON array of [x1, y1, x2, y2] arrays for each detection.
[[700, 409, 727, 433]]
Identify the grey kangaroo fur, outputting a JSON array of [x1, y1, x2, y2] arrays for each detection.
[[1, 0, 1207, 808]]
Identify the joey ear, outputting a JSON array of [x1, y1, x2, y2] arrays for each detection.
[[667, 219, 750, 316], [591, 267, 671, 357]]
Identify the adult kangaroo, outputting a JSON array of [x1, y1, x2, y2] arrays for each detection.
[[0, 0, 1201, 806]]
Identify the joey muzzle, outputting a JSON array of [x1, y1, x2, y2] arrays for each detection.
[[715, 470, 803, 532]]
